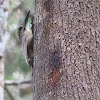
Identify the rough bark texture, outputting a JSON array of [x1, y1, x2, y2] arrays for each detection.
[[0, 0, 9, 100], [33, 0, 100, 100]]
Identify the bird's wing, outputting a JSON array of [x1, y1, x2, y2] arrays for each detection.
[[22, 35, 29, 65], [27, 37, 33, 66], [22, 33, 33, 67]]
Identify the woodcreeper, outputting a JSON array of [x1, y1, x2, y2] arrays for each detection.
[[18, 11, 34, 72]]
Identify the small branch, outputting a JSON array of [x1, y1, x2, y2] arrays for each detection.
[[4, 85, 15, 100], [4, 80, 32, 99], [5, 80, 32, 86]]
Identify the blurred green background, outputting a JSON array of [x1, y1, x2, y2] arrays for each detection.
[[5, 0, 35, 100]]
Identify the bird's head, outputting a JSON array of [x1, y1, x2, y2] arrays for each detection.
[[18, 11, 30, 41]]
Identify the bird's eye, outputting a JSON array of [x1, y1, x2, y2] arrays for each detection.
[[19, 27, 22, 30]]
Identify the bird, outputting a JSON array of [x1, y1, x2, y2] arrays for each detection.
[[18, 11, 34, 73]]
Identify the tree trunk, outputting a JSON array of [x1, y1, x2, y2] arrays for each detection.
[[33, 0, 100, 100], [0, 0, 9, 100]]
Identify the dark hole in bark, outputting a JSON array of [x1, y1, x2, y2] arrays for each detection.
[[51, 51, 60, 68]]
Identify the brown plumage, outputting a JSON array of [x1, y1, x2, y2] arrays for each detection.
[[18, 11, 33, 71]]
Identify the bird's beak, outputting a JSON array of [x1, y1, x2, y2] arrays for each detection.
[[23, 10, 30, 27]]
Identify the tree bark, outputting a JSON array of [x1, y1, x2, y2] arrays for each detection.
[[33, 0, 100, 100], [0, 0, 9, 100]]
